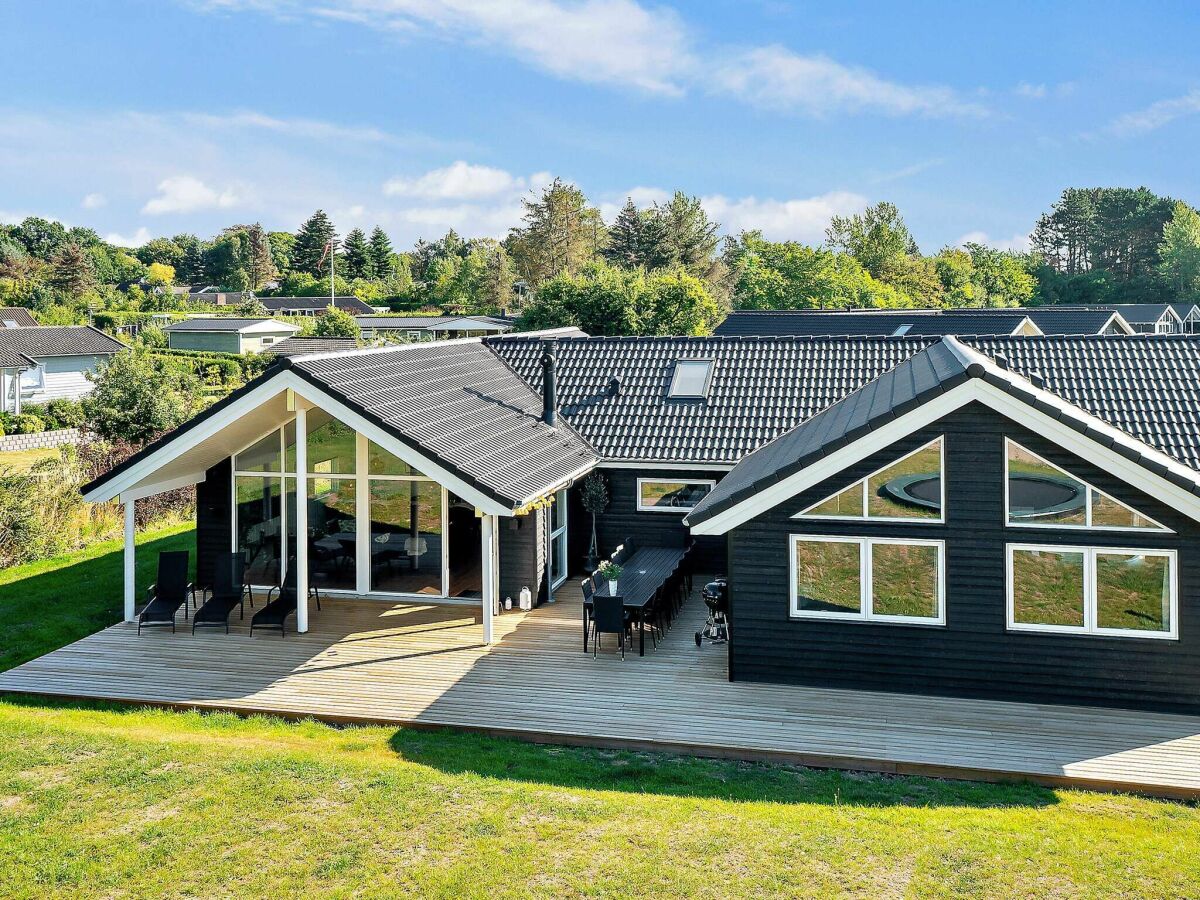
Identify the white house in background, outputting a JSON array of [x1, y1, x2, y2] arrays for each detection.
[[355, 315, 514, 341], [1170, 303, 1200, 334], [163, 318, 301, 354], [0, 326, 125, 413]]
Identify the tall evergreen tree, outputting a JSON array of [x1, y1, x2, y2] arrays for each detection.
[[603, 198, 669, 269], [653, 191, 719, 275], [368, 226, 394, 278], [293, 209, 337, 277], [49, 242, 97, 296], [243, 223, 277, 289], [504, 179, 606, 285], [342, 228, 371, 280]]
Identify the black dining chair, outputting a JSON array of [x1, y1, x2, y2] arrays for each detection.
[[591, 594, 631, 659]]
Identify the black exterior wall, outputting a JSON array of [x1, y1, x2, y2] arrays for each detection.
[[195, 458, 232, 588], [567, 467, 727, 577], [727, 401, 1200, 714], [498, 507, 547, 607]]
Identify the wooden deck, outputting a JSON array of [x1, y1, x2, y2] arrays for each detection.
[[5, 581, 1200, 798]]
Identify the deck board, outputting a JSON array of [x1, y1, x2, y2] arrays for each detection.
[[4, 582, 1200, 798]]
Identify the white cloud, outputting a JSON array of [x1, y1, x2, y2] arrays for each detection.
[[187, 1, 982, 118], [142, 175, 242, 214], [1015, 82, 1047, 99], [711, 46, 985, 117], [869, 158, 944, 184], [702, 191, 868, 242], [1109, 89, 1200, 136], [956, 230, 1031, 252], [104, 227, 153, 247], [81, 192, 107, 209], [384, 161, 520, 199]]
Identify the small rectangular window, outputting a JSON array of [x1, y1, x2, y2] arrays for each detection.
[[668, 359, 713, 398], [1007, 544, 1176, 639], [637, 478, 716, 512], [790, 535, 944, 625]]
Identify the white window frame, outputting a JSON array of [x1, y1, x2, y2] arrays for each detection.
[[548, 488, 569, 589], [1005, 543, 1178, 640], [1003, 439, 1170, 533], [667, 358, 714, 399], [788, 534, 946, 626], [230, 422, 457, 599], [636, 477, 717, 513], [795, 437, 945, 524]]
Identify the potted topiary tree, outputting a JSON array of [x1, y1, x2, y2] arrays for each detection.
[[580, 471, 609, 571]]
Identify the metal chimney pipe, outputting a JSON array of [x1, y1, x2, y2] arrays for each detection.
[[541, 340, 557, 426]]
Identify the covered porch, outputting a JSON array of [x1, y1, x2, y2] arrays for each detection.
[[6, 582, 1200, 799], [83, 341, 598, 644]]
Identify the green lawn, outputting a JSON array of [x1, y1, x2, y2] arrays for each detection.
[[0, 523, 194, 673], [0, 447, 62, 474], [2, 527, 1200, 897]]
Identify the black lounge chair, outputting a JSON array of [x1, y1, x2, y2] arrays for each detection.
[[192, 553, 252, 634], [250, 560, 321, 638], [138, 551, 193, 634]]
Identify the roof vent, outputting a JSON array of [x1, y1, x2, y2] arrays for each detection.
[[540, 339, 557, 426], [606, 376, 621, 398]]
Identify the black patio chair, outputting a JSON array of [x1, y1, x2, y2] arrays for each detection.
[[591, 594, 632, 660], [192, 553, 252, 634], [250, 560, 321, 638], [138, 551, 193, 635]]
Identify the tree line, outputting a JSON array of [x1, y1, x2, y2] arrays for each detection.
[[2, 181, 1199, 336]]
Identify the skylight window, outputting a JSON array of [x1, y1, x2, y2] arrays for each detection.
[[892, 324, 914, 336], [668, 359, 713, 398]]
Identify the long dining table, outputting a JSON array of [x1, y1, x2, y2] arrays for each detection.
[[584, 545, 686, 656]]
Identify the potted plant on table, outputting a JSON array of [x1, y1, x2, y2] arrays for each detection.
[[580, 471, 609, 571], [598, 561, 622, 595]]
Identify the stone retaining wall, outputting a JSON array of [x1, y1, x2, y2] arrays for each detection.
[[0, 427, 82, 453]]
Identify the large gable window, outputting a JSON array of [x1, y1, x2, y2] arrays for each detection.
[[1005, 440, 1166, 531], [797, 438, 943, 522], [791, 536, 944, 624], [1008, 545, 1176, 639], [668, 359, 713, 398]]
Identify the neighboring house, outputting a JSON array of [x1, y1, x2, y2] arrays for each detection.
[[1170, 303, 1200, 334], [188, 287, 246, 306], [0, 326, 124, 412], [163, 318, 300, 354], [1052, 303, 1185, 334], [264, 336, 358, 358], [260, 296, 375, 317], [82, 330, 1200, 716], [0, 307, 38, 328], [715, 307, 1133, 337], [355, 315, 514, 341]]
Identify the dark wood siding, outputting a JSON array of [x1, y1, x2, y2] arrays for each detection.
[[728, 402, 1200, 714], [195, 457, 231, 589], [567, 467, 727, 577], [499, 508, 546, 607]]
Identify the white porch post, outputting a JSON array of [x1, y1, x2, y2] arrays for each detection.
[[123, 498, 136, 622], [481, 512, 496, 645], [294, 404, 309, 633]]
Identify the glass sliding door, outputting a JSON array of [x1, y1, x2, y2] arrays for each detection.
[[234, 476, 282, 586], [368, 479, 444, 595], [549, 489, 568, 588]]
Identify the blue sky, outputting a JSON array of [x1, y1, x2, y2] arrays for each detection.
[[2, 0, 1199, 253]]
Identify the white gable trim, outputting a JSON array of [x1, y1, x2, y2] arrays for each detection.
[[85, 368, 513, 516], [689, 377, 1200, 536]]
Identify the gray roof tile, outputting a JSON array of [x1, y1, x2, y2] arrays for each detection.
[[0, 326, 124, 357]]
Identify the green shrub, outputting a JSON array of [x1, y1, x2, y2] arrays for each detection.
[[11, 414, 44, 435], [46, 398, 85, 429]]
